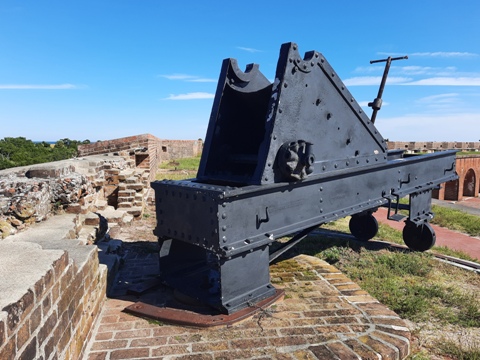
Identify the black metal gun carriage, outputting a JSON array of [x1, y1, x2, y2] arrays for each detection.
[[151, 42, 458, 315]]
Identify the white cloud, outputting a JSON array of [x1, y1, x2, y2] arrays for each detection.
[[376, 113, 480, 141], [344, 76, 412, 86], [0, 84, 78, 90], [237, 46, 262, 53], [377, 51, 478, 58], [411, 51, 478, 58], [403, 77, 480, 86], [416, 93, 459, 104], [162, 92, 214, 100], [159, 74, 216, 83]]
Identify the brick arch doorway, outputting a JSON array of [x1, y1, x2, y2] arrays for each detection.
[[463, 168, 476, 197], [444, 179, 459, 201]]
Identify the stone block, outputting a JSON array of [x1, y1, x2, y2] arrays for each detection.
[[118, 190, 135, 197], [117, 202, 132, 209], [125, 177, 137, 184], [65, 204, 82, 214], [94, 200, 108, 210], [98, 209, 125, 224], [104, 169, 120, 176], [84, 213, 100, 226], [106, 175, 119, 185], [127, 183, 144, 191], [118, 170, 135, 181], [122, 215, 134, 225], [126, 207, 143, 217]]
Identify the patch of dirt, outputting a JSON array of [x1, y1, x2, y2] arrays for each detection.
[[110, 204, 158, 243]]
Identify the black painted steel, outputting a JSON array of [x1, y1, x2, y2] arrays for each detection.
[[151, 42, 458, 314], [368, 56, 408, 123]]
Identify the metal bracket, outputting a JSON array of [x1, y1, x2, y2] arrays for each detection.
[[384, 193, 407, 222]]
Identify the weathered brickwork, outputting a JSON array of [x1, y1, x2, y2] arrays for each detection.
[[0, 157, 135, 239], [77, 134, 203, 184], [388, 141, 480, 152], [160, 139, 203, 161], [85, 254, 411, 359], [0, 248, 107, 360], [432, 155, 480, 201], [387, 141, 480, 202], [78, 134, 161, 184]]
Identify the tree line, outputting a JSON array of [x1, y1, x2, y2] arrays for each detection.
[[0, 137, 91, 170]]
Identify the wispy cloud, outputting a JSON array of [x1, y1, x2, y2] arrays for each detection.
[[345, 74, 480, 86], [411, 51, 478, 58], [0, 84, 78, 90], [415, 93, 461, 111], [416, 93, 459, 104], [377, 51, 478, 58], [162, 92, 214, 100], [403, 77, 480, 86], [159, 74, 216, 83], [237, 46, 262, 53], [344, 76, 412, 86]]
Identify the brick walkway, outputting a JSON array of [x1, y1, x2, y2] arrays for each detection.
[[84, 243, 410, 359], [375, 206, 480, 260]]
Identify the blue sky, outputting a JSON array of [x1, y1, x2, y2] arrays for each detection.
[[1, 1, 479, 142]]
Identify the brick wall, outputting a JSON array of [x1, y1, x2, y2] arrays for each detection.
[[77, 134, 154, 157], [0, 246, 106, 360], [159, 139, 203, 161], [388, 141, 480, 152], [432, 155, 480, 201], [77, 134, 203, 183]]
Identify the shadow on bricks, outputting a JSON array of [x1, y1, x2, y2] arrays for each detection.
[[86, 238, 412, 360]]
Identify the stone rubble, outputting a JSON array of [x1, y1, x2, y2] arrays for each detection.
[[0, 154, 150, 240]]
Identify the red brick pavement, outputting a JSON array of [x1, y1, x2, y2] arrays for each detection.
[[374, 207, 480, 260], [84, 255, 411, 359]]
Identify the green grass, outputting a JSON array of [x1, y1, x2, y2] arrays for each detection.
[[457, 151, 480, 156], [288, 234, 480, 327], [431, 205, 480, 237], [322, 216, 478, 262], [280, 216, 480, 358], [156, 156, 201, 180], [435, 338, 480, 360], [158, 156, 201, 171]]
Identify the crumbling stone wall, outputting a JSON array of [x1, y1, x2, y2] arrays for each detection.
[[77, 134, 203, 183], [78, 134, 160, 183], [0, 155, 140, 239]]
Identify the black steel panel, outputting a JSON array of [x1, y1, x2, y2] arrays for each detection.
[[150, 42, 459, 315]]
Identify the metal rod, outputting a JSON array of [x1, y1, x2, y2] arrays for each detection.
[[269, 225, 318, 263], [368, 55, 408, 124]]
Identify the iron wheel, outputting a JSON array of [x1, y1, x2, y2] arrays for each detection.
[[349, 213, 379, 241], [402, 220, 436, 251]]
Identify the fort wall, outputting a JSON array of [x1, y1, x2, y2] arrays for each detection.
[[388, 141, 480, 152], [0, 240, 106, 360], [0, 134, 202, 359]]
